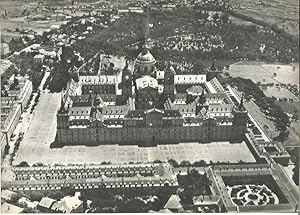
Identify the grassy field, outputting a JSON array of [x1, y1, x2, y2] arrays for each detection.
[[227, 62, 299, 86], [284, 108, 299, 146], [264, 87, 298, 100], [230, 0, 299, 37], [275, 101, 300, 119]]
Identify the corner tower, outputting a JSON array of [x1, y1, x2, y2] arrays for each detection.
[[232, 96, 248, 140]]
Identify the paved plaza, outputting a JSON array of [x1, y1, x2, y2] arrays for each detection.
[[14, 93, 256, 166], [15, 142, 255, 166]]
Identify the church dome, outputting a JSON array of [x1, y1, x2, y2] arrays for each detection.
[[135, 49, 156, 65]]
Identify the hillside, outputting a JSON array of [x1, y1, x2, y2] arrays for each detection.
[[230, 0, 299, 37]]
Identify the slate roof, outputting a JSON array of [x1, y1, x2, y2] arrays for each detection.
[[68, 106, 91, 116], [164, 194, 183, 210], [125, 110, 146, 118], [1, 203, 24, 214], [163, 110, 182, 118], [102, 105, 130, 115], [38, 197, 56, 209], [186, 85, 203, 95]]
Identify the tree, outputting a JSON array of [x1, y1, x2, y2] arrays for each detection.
[[292, 154, 299, 185], [15, 161, 30, 167], [47, 190, 65, 200], [28, 191, 44, 202], [23, 207, 38, 213], [263, 124, 269, 132], [193, 160, 206, 167], [220, 13, 229, 24], [212, 13, 220, 22], [32, 162, 45, 167], [180, 160, 191, 167], [14, 78, 19, 86], [168, 159, 179, 167], [179, 169, 212, 204], [3, 144, 10, 156]]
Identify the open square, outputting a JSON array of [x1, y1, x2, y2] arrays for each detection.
[[14, 93, 255, 166]]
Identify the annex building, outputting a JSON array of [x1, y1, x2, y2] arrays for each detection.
[[56, 45, 248, 146]]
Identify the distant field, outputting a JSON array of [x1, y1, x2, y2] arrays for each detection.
[[276, 101, 300, 118], [264, 87, 298, 100], [227, 62, 299, 87], [230, 0, 299, 37], [262, 64, 299, 86]]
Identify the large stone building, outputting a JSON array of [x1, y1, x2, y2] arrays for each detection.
[[56, 45, 248, 146], [1, 75, 33, 146]]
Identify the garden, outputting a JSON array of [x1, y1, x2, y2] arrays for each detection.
[[227, 184, 279, 206]]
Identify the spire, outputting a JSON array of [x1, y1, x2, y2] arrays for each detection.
[[60, 96, 65, 112], [142, 43, 150, 55], [210, 59, 216, 71], [144, 5, 150, 40], [238, 95, 245, 111], [124, 60, 129, 71]]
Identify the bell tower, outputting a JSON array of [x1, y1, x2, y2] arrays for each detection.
[[121, 61, 133, 96], [163, 64, 175, 100], [232, 96, 248, 140]]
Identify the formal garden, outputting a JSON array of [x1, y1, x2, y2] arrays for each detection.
[[227, 184, 279, 206]]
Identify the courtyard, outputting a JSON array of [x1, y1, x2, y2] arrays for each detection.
[[13, 93, 256, 166]]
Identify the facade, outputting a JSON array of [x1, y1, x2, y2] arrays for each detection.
[[2, 163, 178, 191], [1, 76, 33, 145], [56, 46, 248, 146]]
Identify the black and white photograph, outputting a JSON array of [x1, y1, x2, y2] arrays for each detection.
[[0, 0, 299, 213]]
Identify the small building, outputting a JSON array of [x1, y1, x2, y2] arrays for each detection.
[[158, 208, 173, 213], [32, 14, 47, 21], [128, 7, 144, 13], [118, 9, 129, 14], [51, 14, 66, 21], [1, 190, 17, 202], [38, 197, 57, 212], [26, 34, 35, 40], [17, 197, 39, 209], [1, 43, 10, 56], [50, 25, 60, 31], [161, 4, 177, 11], [192, 195, 221, 212], [1, 203, 24, 214], [163, 194, 184, 213], [33, 54, 45, 63], [52, 192, 83, 213]]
